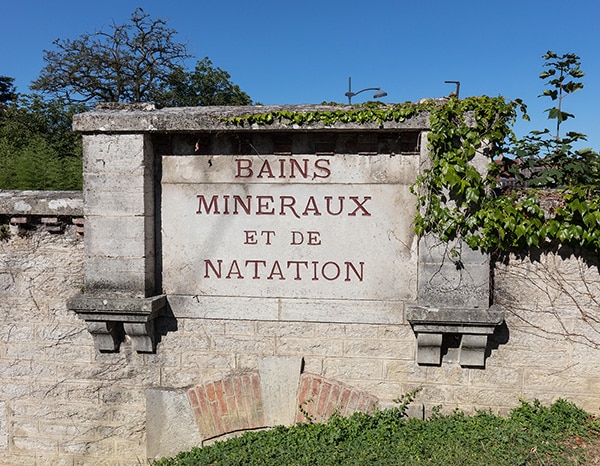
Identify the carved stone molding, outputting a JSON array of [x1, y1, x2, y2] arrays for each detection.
[[68, 294, 166, 353], [406, 305, 504, 367]]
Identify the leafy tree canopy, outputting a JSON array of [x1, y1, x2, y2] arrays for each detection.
[[507, 51, 599, 188], [30, 8, 251, 107], [0, 76, 17, 106], [0, 95, 85, 190], [155, 57, 252, 107], [32, 8, 190, 103]]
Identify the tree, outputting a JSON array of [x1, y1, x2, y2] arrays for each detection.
[[31, 8, 191, 104], [0, 76, 16, 106], [0, 95, 85, 190], [539, 51, 585, 141], [155, 57, 252, 107], [508, 51, 599, 188]]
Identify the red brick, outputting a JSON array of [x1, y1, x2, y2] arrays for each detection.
[[233, 376, 248, 419], [205, 382, 216, 402], [250, 373, 262, 403], [316, 381, 332, 421], [196, 386, 210, 416], [225, 394, 241, 432], [187, 388, 199, 408], [214, 381, 227, 416], [198, 387, 216, 434], [223, 378, 234, 397], [248, 374, 265, 429], [193, 406, 212, 436], [347, 391, 361, 413], [297, 375, 311, 404], [357, 394, 377, 414], [209, 394, 225, 437], [325, 383, 342, 418], [339, 388, 352, 416], [191, 387, 216, 437], [241, 374, 253, 397]]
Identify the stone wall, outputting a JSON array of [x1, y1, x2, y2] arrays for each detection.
[[1, 210, 600, 464], [0, 104, 599, 464]]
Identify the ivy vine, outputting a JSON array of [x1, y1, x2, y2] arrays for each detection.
[[225, 100, 435, 127], [224, 96, 600, 254]]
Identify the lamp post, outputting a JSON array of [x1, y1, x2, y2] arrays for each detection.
[[444, 80, 460, 98], [345, 77, 387, 105]]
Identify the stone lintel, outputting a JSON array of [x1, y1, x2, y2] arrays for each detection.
[[406, 305, 504, 368], [68, 294, 166, 353], [73, 103, 432, 133]]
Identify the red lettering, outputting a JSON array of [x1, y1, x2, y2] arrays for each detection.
[[278, 159, 286, 179], [302, 196, 322, 216], [197, 195, 220, 214], [280, 196, 300, 218], [196, 195, 371, 217], [345, 261, 364, 281], [204, 259, 222, 278], [256, 196, 275, 215], [289, 158, 309, 178], [245, 260, 266, 279], [313, 158, 331, 179], [235, 158, 253, 178], [226, 260, 243, 279], [233, 195, 251, 215], [257, 160, 275, 178], [267, 261, 285, 280], [244, 230, 258, 245], [202, 259, 364, 282], [348, 196, 372, 216], [235, 157, 332, 180], [261, 230, 276, 245], [321, 261, 341, 281], [324, 196, 344, 215], [223, 195, 230, 214], [307, 231, 321, 245], [290, 231, 304, 245], [287, 260, 309, 280]]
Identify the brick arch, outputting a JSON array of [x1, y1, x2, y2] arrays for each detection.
[[296, 373, 378, 424], [187, 371, 378, 441], [187, 373, 264, 440]]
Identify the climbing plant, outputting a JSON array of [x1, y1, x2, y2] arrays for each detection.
[[413, 87, 600, 253], [224, 67, 600, 255], [225, 100, 434, 127]]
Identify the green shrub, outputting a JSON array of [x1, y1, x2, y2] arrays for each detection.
[[154, 398, 599, 465]]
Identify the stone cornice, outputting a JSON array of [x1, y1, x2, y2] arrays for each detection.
[[72, 103, 432, 133]]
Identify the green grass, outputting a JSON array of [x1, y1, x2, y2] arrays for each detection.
[[154, 398, 599, 465]]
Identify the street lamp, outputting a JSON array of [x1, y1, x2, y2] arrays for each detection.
[[444, 80, 461, 98], [345, 77, 387, 105]]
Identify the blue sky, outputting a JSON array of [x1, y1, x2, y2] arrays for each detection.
[[1, 0, 599, 149]]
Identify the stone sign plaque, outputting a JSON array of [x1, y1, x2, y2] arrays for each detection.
[[161, 154, 417, 301]]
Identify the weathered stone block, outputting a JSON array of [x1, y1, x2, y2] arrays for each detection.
[[146, 388, 200, 459], [82, 133, 150, 174], [84, 174, 152, 216], [258, 356, 303, 427], [85, 267, 154, 296], [85, 216, 152, 258]]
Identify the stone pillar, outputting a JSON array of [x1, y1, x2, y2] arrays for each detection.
[[82, 132, 156, 296], [406, 132, 504, 367], [68, 105, 164, 353]]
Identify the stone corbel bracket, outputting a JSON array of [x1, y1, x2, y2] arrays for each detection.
[[68, 295, 166, 353], [406, 305, 504, 367]]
